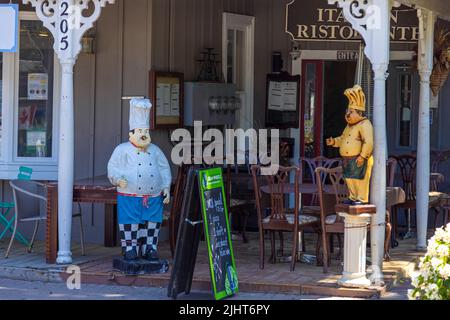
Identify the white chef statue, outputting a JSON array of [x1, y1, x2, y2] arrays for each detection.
[[108, 98, 172, 262]]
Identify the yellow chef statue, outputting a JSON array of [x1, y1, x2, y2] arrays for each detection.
[[326, 85, 374, 205]]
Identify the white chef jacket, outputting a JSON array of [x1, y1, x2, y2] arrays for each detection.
[[107, 142, 172, 196]]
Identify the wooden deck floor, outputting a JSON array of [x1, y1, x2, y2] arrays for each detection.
[[0, 232, 423, 298]]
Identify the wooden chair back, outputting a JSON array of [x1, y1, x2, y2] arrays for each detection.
[[386, 157, 398, 188], [314, 166, 347, 273], [251, 165, 300, 225], [315, 166, 348, 222], [299, 156, 341, 206], [299, 156, 342, 184], [393, 154, 416, 201], [431, 150, 450, 191]]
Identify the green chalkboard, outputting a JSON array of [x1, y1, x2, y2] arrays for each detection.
[[198, 167, 238, 300]]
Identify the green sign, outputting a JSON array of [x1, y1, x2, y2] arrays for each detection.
[[198, 168, 238, 300]]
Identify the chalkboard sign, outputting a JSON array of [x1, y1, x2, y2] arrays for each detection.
[[167, 167, 238, 300], [198, 167, 238, 300]]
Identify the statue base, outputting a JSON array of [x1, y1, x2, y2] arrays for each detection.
[[113, 257, 169, 275]]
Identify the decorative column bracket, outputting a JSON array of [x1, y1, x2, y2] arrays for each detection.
[[417, 8, 435, 78], [24, 0, 115, 62], [328, 0, 390, 66]]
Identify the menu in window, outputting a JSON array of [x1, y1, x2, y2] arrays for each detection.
[[156, 80, 180, 117], [268, 80, 298, 111]]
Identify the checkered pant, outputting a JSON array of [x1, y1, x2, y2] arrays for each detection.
[[119, 222, 161, 254], [119, 224, 139, 254], [139, 222, 161, 254]]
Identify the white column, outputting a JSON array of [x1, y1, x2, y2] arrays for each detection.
[[416, 8, 435, 251], [369, 63, 388, 285], [338, 213, 372, 288], [329, 0, 390, 286], [56, 60, 75, 264]]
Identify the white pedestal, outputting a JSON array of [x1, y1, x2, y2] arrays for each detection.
[[337, 212, 372, 288]]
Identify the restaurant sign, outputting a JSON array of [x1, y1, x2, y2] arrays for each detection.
[[286, 0, 418, 43], [0, 4, 19, 52]]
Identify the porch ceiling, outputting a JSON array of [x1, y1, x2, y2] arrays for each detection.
[[398, 0, 450, 21]]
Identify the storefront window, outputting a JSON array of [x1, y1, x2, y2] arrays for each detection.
[[17, 20, 54, 158], [398, 73, 412, 148]]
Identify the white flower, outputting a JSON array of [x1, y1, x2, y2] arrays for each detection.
[[439, 264, 450, 280], [430, 257, 442, 269], [407, 289, 416, 300], [409, 225, 450, 300], [436, 244, 449, 257], [411, 271, 421, 286]]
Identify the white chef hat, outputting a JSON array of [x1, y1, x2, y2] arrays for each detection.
[[129, 98, 152, 131]]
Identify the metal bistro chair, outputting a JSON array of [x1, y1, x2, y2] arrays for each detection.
[[0, 167, 35, 248], [6, 180, 85, 258]]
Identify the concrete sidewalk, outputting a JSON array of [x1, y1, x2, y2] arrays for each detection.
[[0, 278, 411, 300]]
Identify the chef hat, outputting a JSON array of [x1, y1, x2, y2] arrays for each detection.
[[344, 85, 366, 112], [129, 98, 152, 131]]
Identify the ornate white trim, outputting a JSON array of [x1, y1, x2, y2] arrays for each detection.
[[328, 0, 390, 65], [417, 8, 435, 75], [23, 0, 115, 61], [372, 63, 389, 80], [328, 0, 371, 43]]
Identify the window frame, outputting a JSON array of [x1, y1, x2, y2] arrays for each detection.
[[0, 11, 60, 180], [395, 69, 415, 151]]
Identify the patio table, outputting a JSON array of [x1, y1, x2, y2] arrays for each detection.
[[45, 176, 118, 264]]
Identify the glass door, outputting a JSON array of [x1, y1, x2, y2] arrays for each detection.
[[300, 60, 323, 158]]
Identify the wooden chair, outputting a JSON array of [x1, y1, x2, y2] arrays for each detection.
[[224, 164, 254, 243], [299, 156, 342, 254], [391, 154, 441, 240], [251, 165, 320, 271], [431, 149, 450, 227], [440, 194, 450, 227], [385, 157, 398, 259], [315, 166, 347, 273]]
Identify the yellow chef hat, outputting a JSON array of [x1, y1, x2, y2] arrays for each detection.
[[344, 85, 366, 112]]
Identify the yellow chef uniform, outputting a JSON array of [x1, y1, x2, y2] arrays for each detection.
[[329, 85, 374, 203]]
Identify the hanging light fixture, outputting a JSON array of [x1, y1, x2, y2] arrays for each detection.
[[81, 30, 95, 54]]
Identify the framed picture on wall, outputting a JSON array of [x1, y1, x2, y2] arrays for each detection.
[[265, 73, 300, 128], [149, 70, 184, 129]]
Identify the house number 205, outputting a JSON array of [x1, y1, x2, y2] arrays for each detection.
[[59, 1, 70, 51]]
